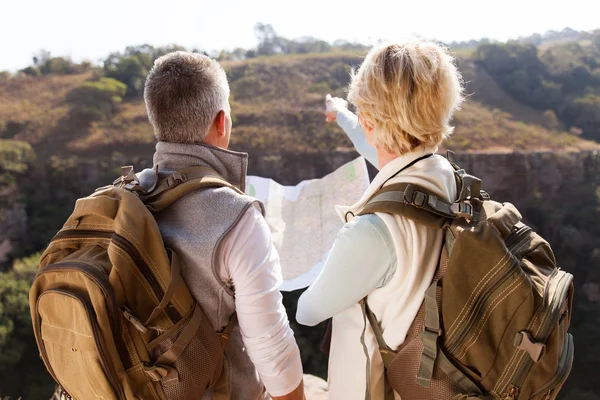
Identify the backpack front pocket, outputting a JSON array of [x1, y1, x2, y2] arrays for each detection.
[[35, 289, 121, 400]]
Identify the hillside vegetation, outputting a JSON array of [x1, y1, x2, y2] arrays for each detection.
[[1, 48, 599, 158]]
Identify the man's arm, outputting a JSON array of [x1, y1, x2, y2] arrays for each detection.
[[220, 205, 304, 399], [272, 381, 304, 400], [296, 214, 396, 327]]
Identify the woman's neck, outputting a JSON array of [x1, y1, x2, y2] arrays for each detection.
[[376, 148, 400, 170]]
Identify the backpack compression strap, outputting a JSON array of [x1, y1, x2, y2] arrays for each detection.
[[361, 270, 483, 396], [356, 182, 477, 227], [138, 166, 245, 213]]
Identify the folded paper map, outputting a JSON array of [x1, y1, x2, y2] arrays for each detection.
[[245, 157, 370, 291]]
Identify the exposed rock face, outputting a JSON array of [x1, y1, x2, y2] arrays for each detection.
[[453, 150, 600, 211]]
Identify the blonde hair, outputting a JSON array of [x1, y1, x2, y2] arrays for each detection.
[[347, 39, 464, 154]]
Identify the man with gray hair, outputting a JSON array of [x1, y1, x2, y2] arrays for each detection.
[[138, 51, 304, 400]]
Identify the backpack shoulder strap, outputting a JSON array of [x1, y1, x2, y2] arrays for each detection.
[[140, 166, 245, 213], [357, 182, 476, 229]]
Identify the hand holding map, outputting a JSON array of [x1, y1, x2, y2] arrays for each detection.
[[245, 157, 370, 291]]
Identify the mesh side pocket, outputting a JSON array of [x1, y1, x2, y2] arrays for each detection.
[[386, 251, 465, 400], [387, 335, 463, 400], [150, 311, 224, 400]]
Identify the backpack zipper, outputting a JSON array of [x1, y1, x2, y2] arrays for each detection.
[[445, 229, 531, 354], [498, 270, 572, 397], [528, 333, 573, 399], [36, 261, 132, 370], [504, 226, 532, 249], [35, 289, 124, 400], [445, 261, 516, 354], [51, 229, 182, 322]]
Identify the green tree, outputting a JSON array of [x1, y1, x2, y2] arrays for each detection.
[[152, 44, 187, 60], [476, 42, 551, 110], [19, 66, 41, 77], [39, 57, 78, 75], [103, 44, 189, 98], [0, 253, 54, 398], [255, 23, 285, 56], [559, 94, 600, 141], [66, 78, 127, 121], [104, 55, 148, 98], [0, 140, 36, 193], [32, 49, 51, 67], [542, 109, 561, 130]]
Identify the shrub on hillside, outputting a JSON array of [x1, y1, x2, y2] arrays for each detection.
[[308, 82, 331, 94], [66, 78, 127, 121], [0, 140, 35, 197], [103, 44, 188, 98], [0, 140, 36, 174], [543, 109, 561, 130], [19, 66, 41, 77], [559, 94, 600, 141], [329, 62, 351, 89], [231, 75, 265, 100], [39, 57, 78, 75]]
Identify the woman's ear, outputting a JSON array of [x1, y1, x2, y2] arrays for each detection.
[[359, 113, 375, 145]]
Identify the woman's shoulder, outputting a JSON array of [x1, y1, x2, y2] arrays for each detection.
[[342, 213, 394, 252]]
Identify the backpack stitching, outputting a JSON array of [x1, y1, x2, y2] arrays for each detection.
[[445, 252, 510, 341], [494, 244, 556, 391], [456, 273, 525, 360]]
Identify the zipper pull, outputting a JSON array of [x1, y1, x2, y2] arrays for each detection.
[[504, 385, 520, 400], [121, 306, 148, 334]]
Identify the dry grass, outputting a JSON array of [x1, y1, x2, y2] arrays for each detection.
[[448, 100, 598, 152], [1, 54, 598, 158], [0, 73, 91, 144]]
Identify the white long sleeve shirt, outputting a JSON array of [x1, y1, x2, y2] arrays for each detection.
[[297, 109, 457, 399], [217, 206, 303, 396], [297, 108, 397, 327]]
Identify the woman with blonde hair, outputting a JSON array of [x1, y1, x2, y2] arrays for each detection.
[[296, 39, 464, 399]]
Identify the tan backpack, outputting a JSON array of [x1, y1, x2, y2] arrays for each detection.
[[357, 156, 574, 400], [29, 165, 242, 400]]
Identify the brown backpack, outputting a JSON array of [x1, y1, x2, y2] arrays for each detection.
[[29, 165, 242, 400], [357, 157, 574, 400]]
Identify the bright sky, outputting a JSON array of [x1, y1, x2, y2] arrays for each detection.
[[1, 0, 599, 71]]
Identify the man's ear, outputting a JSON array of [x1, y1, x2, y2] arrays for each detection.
[[215, 110, 226, 137]]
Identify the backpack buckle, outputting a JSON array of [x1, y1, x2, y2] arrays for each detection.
[[411, 191, 428, 208], [403, 185, 428, 208], [451, 202, 473, 220], [424, 326, 442, 336], [166, 172, 187, 188], [514, 331, 546, 362], [114, 165, 139, 187]]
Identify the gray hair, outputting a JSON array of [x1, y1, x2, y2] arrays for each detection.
[[144, 51, 230, 143]]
